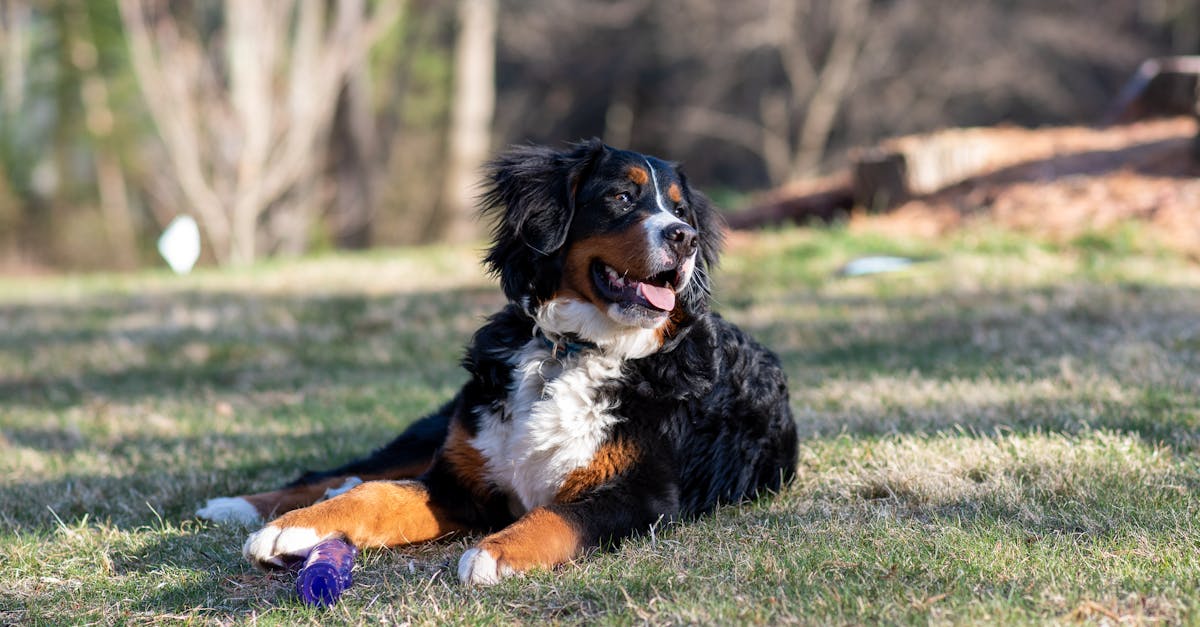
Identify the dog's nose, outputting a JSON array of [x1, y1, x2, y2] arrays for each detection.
[[663, 223, 698, 257]]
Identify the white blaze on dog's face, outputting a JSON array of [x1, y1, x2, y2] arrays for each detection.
[[545, 152, 701, 344]]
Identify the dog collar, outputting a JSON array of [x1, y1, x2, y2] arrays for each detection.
[[538, 331, 597, 359]]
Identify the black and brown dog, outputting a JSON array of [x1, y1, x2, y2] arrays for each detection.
[[198, 140, 798, 585]]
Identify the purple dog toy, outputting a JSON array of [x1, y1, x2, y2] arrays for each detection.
[[295, 538, 357, 607]]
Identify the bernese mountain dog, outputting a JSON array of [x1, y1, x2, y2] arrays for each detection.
[[197, 139, 798, 585]]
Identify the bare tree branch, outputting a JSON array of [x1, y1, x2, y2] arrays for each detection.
[[119, 0, 231, 254], [119, 0, 402, 265], [768, 0, 816, 99], [792, 0, 869, 178], [680, 106, 791, 184]]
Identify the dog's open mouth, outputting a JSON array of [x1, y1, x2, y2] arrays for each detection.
[[591, 261, 678, 313]]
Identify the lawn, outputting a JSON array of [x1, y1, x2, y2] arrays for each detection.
[[2, 224, 1198, 625]]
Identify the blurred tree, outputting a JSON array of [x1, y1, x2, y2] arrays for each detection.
[[1, 1, 29, 116], [0, 0, 1191, 270], [311, 1, 456, 251], [0, 1, 30, 263], [1141, 0, 1199, 54], [327, 60, 377, 250], [366, 2, 455, 247], [437, 0, 495, 244], [491, 0, 1180, 192], [677, 0, 870, 183], [118, 0, 402, 265], [64, 1, 137, 268], [0, 1, 146, 269]]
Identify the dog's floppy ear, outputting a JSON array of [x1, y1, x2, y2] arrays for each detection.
[[483, 139, 605, 254], [481, 139, 606, 302]]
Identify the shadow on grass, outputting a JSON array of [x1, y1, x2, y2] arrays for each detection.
[[5, 281, 1197, 399], [0, 286, 504, 409], [732, 284, 1200, 396], [3, 276, 1200, 617], [736, 282, 1200, 451], [0, 429, 407, 531]]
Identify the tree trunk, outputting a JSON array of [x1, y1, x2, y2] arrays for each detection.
[[1, 1, 30, 115], [439, 0, 496, 244], [329, 73, 376, 249]]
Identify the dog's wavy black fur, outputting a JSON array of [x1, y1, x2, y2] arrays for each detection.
[[219, 140, 798, 582]]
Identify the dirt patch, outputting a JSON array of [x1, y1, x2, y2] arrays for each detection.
[[855, 118, 1200, 253], [739, 117, 1200, 256]]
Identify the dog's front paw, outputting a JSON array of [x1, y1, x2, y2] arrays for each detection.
[[243, 524, 334, 570], [457, 547, 515, 586], [196, 496, 261, 526]]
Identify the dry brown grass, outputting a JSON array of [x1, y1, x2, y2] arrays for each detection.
[[2, 226, 1199, 624]]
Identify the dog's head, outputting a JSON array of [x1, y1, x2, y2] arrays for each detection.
[[481, 139, 723, 354]]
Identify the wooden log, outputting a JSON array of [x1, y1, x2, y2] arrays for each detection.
[[726, 174, 853, 229], [852, 149, 909, 210], [851, 128, 1010, 210], [735, 117, 1197, 229]]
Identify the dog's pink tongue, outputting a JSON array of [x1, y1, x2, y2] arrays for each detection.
[[637, 282, 675, 311]]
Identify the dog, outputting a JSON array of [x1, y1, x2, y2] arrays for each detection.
[[197, 139, 798, 585]]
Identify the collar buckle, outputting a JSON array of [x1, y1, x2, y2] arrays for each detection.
[[538, 330, 597, 359]]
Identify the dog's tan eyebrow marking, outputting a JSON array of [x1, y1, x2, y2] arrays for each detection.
[[627, 166, 649, 186], [667, 183, 682, 204]]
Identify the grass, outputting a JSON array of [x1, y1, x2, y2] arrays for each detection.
[[2, 222, 1199, 624]]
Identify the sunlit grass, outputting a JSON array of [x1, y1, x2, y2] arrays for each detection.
[[2, 222, 1199, 624]]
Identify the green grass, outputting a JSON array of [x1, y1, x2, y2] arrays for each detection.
[[3, 223, 1200, 624]]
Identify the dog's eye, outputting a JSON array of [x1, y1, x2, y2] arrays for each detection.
[[673, 205, 687, 218], [614, 192, 633, 205]]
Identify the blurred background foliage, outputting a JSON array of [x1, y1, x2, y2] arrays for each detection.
[[0, 0, 1195, 270]]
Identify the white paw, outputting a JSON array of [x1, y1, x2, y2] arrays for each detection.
[[321, 476, 363, 501], [242, 525, 331, 569], [196, 497, 262, 526], [457, 547, 513, 586]]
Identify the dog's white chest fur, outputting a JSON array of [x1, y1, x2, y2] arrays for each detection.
[[471, 338, 623, 514]]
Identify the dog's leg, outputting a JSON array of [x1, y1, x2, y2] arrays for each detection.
[[458, 439, 681, 585], [197, 406, 451, 526], [196, 467, 429, 526], [457, 506, 584, 585], [243, 479, 464, 569]]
